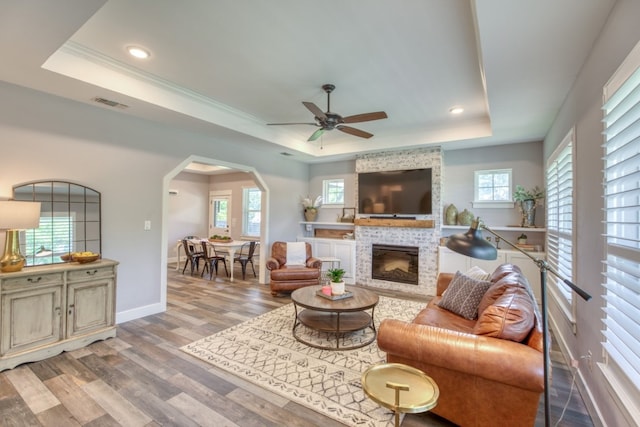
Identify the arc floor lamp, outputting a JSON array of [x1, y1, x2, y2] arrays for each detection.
[[446, 219, 591, 427]]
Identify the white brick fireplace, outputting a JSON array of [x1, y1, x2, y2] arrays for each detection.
[[355, 148, 442, 297]]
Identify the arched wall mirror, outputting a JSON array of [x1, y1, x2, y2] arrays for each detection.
[[13, 181, 101, 266]]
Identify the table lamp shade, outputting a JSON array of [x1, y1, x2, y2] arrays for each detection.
[[0, 201, 42, 230], [0, 201, 41, 273]]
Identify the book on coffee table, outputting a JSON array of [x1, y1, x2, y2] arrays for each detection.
[[316, 290, 353, 301]]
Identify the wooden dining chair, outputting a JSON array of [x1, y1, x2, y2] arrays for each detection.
[[181, 239, 206, 275], [233, 241, 257, 280], [201, 241, 229, 279]]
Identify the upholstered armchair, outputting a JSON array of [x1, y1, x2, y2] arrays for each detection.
[[266, 241, 321, 296]]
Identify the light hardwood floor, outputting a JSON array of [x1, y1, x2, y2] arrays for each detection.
[[0, 263, 593, 426]]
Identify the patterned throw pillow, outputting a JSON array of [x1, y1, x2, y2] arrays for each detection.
[[465, 265, 491, 281], [437, 271, 493, 320]]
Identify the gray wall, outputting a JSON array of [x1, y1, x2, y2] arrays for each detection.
[[0, 81, 309, 323], [543, 1, 640, 425]]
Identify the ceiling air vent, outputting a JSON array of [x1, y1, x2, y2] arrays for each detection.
[[280, 152, 293, 156], [92, 97, 129, 109]]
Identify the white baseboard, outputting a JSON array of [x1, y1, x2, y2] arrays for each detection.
[[116, 301, 166, 324]]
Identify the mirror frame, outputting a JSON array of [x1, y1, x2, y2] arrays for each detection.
[[13, 180, 102, 266]]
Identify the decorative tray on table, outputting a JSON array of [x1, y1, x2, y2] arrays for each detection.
[[316, 290, 353, 301]]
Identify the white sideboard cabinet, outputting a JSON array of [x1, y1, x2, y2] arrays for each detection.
[[438, 246, 544, 303], [0, 259, 118, 371]]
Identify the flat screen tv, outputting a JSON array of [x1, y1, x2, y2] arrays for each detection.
[[358, 168, 432, 216]]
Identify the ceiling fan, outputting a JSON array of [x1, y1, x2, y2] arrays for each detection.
[[267, 84, 387, 142]]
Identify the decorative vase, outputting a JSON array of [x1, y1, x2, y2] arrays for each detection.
[[304, 208, 317, 222], [457, 208, 474, 226], [331, 281, 345, 295], [520, 199, 536, 227], [445, 204, 458, 225]]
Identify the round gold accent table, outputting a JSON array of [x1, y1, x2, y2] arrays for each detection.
[[361, 363, 439, 427]]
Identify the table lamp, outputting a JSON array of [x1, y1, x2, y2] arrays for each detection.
[[0, 201, 42, 273]]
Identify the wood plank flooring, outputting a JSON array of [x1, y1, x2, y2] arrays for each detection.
[[0, 264, 594, 426]]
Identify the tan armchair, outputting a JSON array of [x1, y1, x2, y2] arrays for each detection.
[[266, 241, 321, 296]]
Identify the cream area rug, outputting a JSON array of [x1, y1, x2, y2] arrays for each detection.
[[181, 295, 426, 427]]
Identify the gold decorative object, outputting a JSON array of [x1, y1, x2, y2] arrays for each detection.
[[0, 201, 42, 273], [361, 363, 439, 427]]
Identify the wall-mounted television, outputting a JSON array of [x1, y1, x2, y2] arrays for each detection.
[[357, 168, 432, 216]]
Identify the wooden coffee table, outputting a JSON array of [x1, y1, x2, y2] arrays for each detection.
[[291, 286, 379, 350]]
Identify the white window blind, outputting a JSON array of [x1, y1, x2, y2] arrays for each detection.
[[242, 187, 261, 237], [602, 49, 640, 395], [546, 130, 574, 304]]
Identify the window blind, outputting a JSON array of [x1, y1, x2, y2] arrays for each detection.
[[602, 59, 640, 393], [546, 131, 574, 303]]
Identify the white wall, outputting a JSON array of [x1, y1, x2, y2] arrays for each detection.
[[0, 81, 309, 322], [308, 159, 356, 222], [544, 1, 640, 425], [167, 171, 210, 260]]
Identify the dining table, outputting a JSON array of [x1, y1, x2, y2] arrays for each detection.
[[176, 239, 248, 281]]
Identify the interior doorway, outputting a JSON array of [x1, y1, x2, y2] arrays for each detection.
[[160, 155, 269, 312]]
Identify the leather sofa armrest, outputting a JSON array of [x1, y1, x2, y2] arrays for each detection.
[[437, 272, 455, 296], [306, 257, 322, 269], [377, 319, 544, 391], [266, 257, 280, 271]]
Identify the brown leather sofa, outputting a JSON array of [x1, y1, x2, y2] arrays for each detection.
[[377, 264, 544, 427], [266, 241, 322, 296]]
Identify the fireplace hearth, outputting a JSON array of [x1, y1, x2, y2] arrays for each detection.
[[371, 244, 419, 285]]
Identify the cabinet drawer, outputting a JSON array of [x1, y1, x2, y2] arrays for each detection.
[[67, 267, 115, 282], [1, 273, 63, 290]]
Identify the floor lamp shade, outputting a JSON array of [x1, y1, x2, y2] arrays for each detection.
[[0, 201, 42, 273], [445, 220, 498, 261]]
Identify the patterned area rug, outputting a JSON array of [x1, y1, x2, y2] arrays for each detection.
[[181, 295, 426, 427]]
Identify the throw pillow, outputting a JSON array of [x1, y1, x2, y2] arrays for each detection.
[[437, 271, 493, 320], [465, 265, 491, 281], [474, 286, 535, 342]]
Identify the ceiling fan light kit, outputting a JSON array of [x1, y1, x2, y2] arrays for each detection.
[[268, 84, 387, 142]]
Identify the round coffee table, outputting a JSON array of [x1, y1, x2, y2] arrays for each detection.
[[291, 286, 379, 350], [361, 363, 439, 427]]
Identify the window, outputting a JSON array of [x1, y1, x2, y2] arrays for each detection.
[[546, 129, 574, 310], [322, 179, 344, 206], [601, 41, 640, 407], [242, 187, 261, 237], [472, 169, 512, 208]]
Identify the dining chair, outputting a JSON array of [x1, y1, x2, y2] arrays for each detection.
[[233, 241, 257, 280], [181, 239, 206, 275], [201, 241, 229, 279]]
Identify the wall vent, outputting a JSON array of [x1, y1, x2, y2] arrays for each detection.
[[92, 97, 129, 109]]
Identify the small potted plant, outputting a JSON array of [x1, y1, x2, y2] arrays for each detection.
[[518, 233, 528, 244], [327, 267, 346, 295]]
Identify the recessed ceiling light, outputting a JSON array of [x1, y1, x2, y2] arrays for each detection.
[[449, 106, 464, 115], [127, 46, 150, 59]]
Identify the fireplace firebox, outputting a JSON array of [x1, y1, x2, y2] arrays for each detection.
[[371, 244, 419, 285]]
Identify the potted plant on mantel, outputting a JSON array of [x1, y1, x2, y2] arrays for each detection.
[[513, 185, 545, 227], [327, 267, 346, 295]]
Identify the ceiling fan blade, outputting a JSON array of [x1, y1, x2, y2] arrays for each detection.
[[308, 128, 325, 142], [342, 111, 388, 124], [337, 125, 373, 139], [302, 101, 327, 121], [267, 122, 318, 126]]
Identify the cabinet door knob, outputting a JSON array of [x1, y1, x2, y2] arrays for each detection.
[[27, 277, 42, 283], [68, 304, 74, 316]]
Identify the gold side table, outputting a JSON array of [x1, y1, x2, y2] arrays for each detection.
[[361, 363, 439, 427]]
